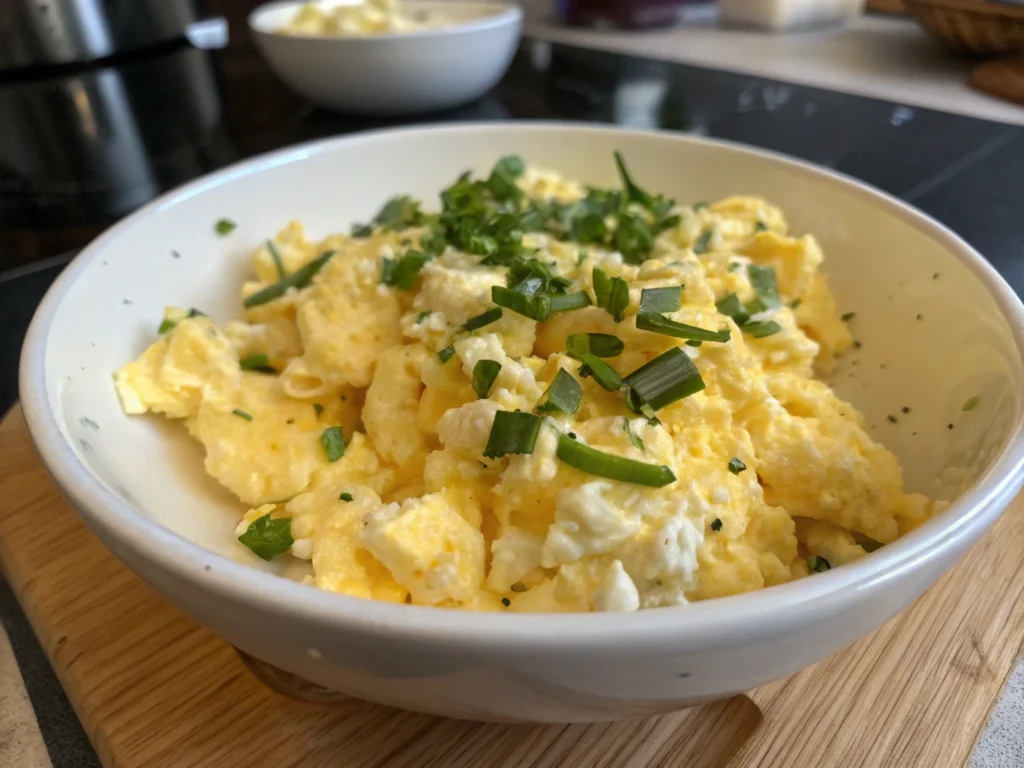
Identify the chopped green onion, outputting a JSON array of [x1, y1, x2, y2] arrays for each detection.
[[686, 340, 702, 348], [550, 291, 592, 313], [728, 457, 747, 474], [381, 250, 430, 290], [747, 264, 781, 313], [313, 403, 324, 416], [239, 353, 276, 373], [711, 518, 723, 532], [743, 321, 782, 338], [613, 152, 673, 215], [693, 229, 713, 254], [369, 195, 425, 231], [321, 427, 345, 462], [790, 298, 802, 309], [727, 262, 742, 273], [472, 360, 502, 399], [624, 419, 645, 451], [716, 293, 749, 325], [566, 333, 623, 359], [438, 344, 456, 363], [244, 250, 336, 308], [962, 396, 980, 412], [536, 369, 582, 416], [639, 286, 682, 314], [483, 411, 542, 459], [238, 513, 292, 561], [487, 156, 526, 201], [266, 240, 287, 280], [808, 555, 831, 572], [351, 223, 374, 238], [464, 307, 503, 331], [215, 218, 236, 236], [754, 221, 768, 233], [158, 319, 177, 335], [636, 313, 731, 343], [491, 285, 551, 322], [232, 409, 253, 421], [578, 353, 623, 391], [624, 347, 705, 411], [593, 267, 630, 322], [576, 251, 587, 267], [339, 492, 353, 502], [416, 311, 431, 323], [555, 433, 675, 487], [841, 312, 855, 322]]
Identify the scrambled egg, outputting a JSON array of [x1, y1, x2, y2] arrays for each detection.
[[114, 157, 932, 613], [280, 0, 446, 36]]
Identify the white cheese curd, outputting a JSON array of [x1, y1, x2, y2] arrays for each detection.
[[593, 560, 641, 612]]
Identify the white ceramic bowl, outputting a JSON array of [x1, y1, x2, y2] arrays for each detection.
[[249, 1, 522, 115], [20, 124, 1024, 722]]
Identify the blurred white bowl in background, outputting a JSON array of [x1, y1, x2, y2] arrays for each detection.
[[249, 0, 522, 115]]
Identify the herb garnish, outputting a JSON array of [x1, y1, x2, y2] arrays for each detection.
[[320, 427, 345, 462], [483, 411, 542, 459], [472, 359, 502, 399], [238, 514, 293, 560]]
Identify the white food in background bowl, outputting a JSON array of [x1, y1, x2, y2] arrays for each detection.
[[281, 0, 448, 36], [249, 0, 522, 115], [19, 123, 1024, 722]]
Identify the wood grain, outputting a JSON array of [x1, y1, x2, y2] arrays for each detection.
[[0, 405, 1022, 768]]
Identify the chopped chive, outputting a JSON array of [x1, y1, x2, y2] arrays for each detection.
[[215, 218, 236, 236], [711, 518, 723, 532], [158, 319, 177, 335], [416, 311, 431, 323], [239, 353, 277, 373], [536, 369, 583, 415], [339, 492, 353, 502], [746, 264, 780, 313], [243, 250, 336, 308], [754, 221, 768, 233], [238, 513, 292, 561], [472, 359, 502, 399], [743, 321, 782, 338], [636, 313, 731, 343], [232, 409, 253, 421], [576, 251, 587, 267], [962, 396, 980, 412], [693, 229, 713, 254], [592, 268, 630, 322], [438, 344, 456, 363], [638, 286, 682, 314], [716, 293, 750, 325], [790, 298, 802, 309], [613, 151, 673, 215], [727, 262, 742, 273], [266, 240, 287, 280], [381, 250, 430, 291], [686, 340, 702, 348], [566, 333, 624, 359], [483, 411, 542, 459], [491, 285, 551, 322], [808, 555, 831, 572], [624, 419, 645, 451], [501, 597, 511, 607], [464, 307, 503, 332], [841, 312, 856, 322], [550, 291, 592, 313], [624, 347, 705, 411], [320, 427, 345, 462], [555, 433, 675, 488], [313, 403, 324, 416], [727, 457, 746, 474], [578, 353, 623, 391]]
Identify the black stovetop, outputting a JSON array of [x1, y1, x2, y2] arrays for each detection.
[[0, 35, 1022, 767]]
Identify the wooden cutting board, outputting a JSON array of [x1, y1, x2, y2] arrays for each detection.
[[1, 404, 1022, 768]]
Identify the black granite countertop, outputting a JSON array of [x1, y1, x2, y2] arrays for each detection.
[[1, 37, 1022, 766]]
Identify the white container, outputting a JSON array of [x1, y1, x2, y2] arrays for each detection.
[[249, 0, 522, 115], [19, 123, 1024, 723], [719, 0, 866, 30]]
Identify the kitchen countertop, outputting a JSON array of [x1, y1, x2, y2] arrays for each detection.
[[1, 32, 1022, 767]]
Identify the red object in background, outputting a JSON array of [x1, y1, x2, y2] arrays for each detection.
[[556, 0, 702, 29]]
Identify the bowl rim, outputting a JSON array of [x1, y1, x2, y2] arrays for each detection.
[[19, 121, 1024, 650], [248, 0, 523, 42]]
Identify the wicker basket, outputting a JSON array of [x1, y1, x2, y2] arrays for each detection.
[[904, 0, 1024, 54]]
